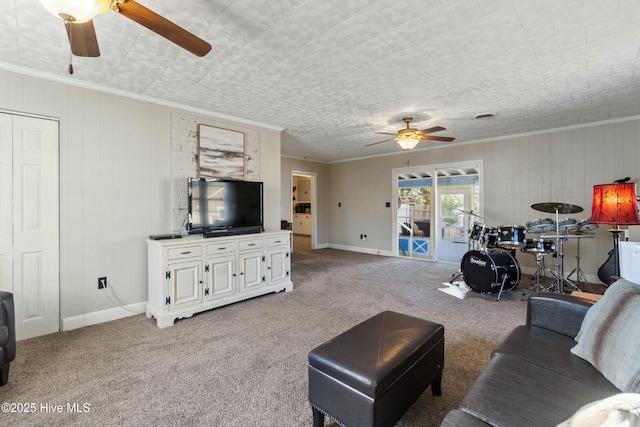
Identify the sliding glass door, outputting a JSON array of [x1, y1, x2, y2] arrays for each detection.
[[395, 161, 482, 263]]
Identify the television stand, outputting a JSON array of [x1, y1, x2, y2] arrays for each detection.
[[146, 230, 293, 328]]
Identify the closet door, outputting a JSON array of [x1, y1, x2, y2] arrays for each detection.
[[0, 113, 60, 340], [0, 114, 12, 294]]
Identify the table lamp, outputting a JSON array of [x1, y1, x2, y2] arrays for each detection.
[[590, 182, 640, 283]]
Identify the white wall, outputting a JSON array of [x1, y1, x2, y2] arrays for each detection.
[[327, 120, 640, 282], [0, 68, 282, 331]]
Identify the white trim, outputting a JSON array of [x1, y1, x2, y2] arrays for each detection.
[[0, 62, 284, 132], [292, 170, 317, 249], [282, 154, 329, 164], [0, 108, 60, 122], [328, 243, 393, 257], [62, 302, 147, 331]]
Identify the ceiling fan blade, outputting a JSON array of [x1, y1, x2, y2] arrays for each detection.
[[421, 135, 455, 142], [116, 0, 212, 57], [374, 132, 397, 136], [420, 126, 446, 134], [365, 138, 396, 147], [65, 20, 100, 57]]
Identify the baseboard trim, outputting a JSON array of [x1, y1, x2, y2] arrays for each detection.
[[62, 302, 147, 331], [328, 244, 393, 257]]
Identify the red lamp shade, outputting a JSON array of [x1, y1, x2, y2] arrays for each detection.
[[590, 183, 640, 225]]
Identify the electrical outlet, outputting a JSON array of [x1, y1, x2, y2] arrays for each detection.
[[98, 277, 107, 289]]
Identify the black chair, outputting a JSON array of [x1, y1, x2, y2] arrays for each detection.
[[415, 220, 431, 237], [0, 291, 16, 386]]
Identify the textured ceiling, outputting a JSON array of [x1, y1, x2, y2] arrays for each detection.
[[3, 0, 640, 162]]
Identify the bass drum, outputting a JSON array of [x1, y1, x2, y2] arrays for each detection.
[[461, 249, 520, 294]]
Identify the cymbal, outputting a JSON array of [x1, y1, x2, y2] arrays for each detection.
[[531, 202, 583, 214], [456, 208, 483, 219]]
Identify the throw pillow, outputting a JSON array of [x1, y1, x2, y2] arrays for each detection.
[[570, 279, 640, 393], [556, 393, 640, 427]]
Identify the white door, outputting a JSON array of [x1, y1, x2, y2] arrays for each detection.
[[0, 113, 59, 340], [0, 115, 13, 295]]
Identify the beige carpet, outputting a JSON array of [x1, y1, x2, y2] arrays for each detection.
[[2, 249, 532, 427]]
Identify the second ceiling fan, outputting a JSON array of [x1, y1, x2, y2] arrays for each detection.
[[366, 117, 455, 151], [38, 0, 212, 59]]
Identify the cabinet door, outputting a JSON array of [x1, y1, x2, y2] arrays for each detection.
[[292, 218, 303, 234], [167, 260, 202, 310], [266, 248, 290, 285], [301, 217, 311, 235], [205, 256, 236, 300], [238, 251, 264, 292]]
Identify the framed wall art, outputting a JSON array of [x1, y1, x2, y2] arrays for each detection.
[[198, 124, 245, 179]]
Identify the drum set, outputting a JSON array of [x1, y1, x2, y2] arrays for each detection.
[[453, 202, 597, 299]]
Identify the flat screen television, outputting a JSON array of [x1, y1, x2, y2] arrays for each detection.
[[187, 178, 264, 237]]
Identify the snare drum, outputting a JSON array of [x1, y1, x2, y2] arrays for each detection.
[[522, 238, 555, 254], [526, 218, 555, 234], [497, 225, 526, 248]]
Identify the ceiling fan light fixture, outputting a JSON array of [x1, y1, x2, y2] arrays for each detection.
[[396, 134, 421, 151], [38, 0, 109, 23]]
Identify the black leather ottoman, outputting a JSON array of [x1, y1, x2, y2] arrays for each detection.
[[308, 311, 444, 427]]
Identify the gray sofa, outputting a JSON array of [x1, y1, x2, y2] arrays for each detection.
[[441, 292, 623, 427], [0, 291, 16, 386]]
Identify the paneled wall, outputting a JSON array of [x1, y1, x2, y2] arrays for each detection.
[[0, 68, 282, 331], [328, 120, 640, 282]]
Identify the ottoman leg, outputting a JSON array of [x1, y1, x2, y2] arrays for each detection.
[[431, 370, 442, 396], [312, 406, 325, 427]]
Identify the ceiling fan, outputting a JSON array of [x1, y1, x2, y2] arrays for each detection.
[[38, 0, 212, 60], [366, 117, 455, 151]]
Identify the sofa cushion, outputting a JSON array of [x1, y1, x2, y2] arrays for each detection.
[[556, 393, 640, 427], [492, 325, 618, 390], [0, 326, 8, 347], [459, 354, 618, 427], [571, 279, 640, 392]]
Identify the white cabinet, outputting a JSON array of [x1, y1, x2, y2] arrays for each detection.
[[265, 235, 291, 285], [147, 230, 293, 328], [293, 214, 312, 235]]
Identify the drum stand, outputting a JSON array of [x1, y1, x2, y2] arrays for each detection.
[[547, 236, 583, 293], [449, 269, 463, 284], [566, 237, 594, 293], [531, 252, 556, 292], [531, 202, 584, 294], [496, 272, 510, 302]]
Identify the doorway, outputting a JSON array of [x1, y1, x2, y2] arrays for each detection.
[[394, 161, 482, 263], [291, 172, 315, 251]]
